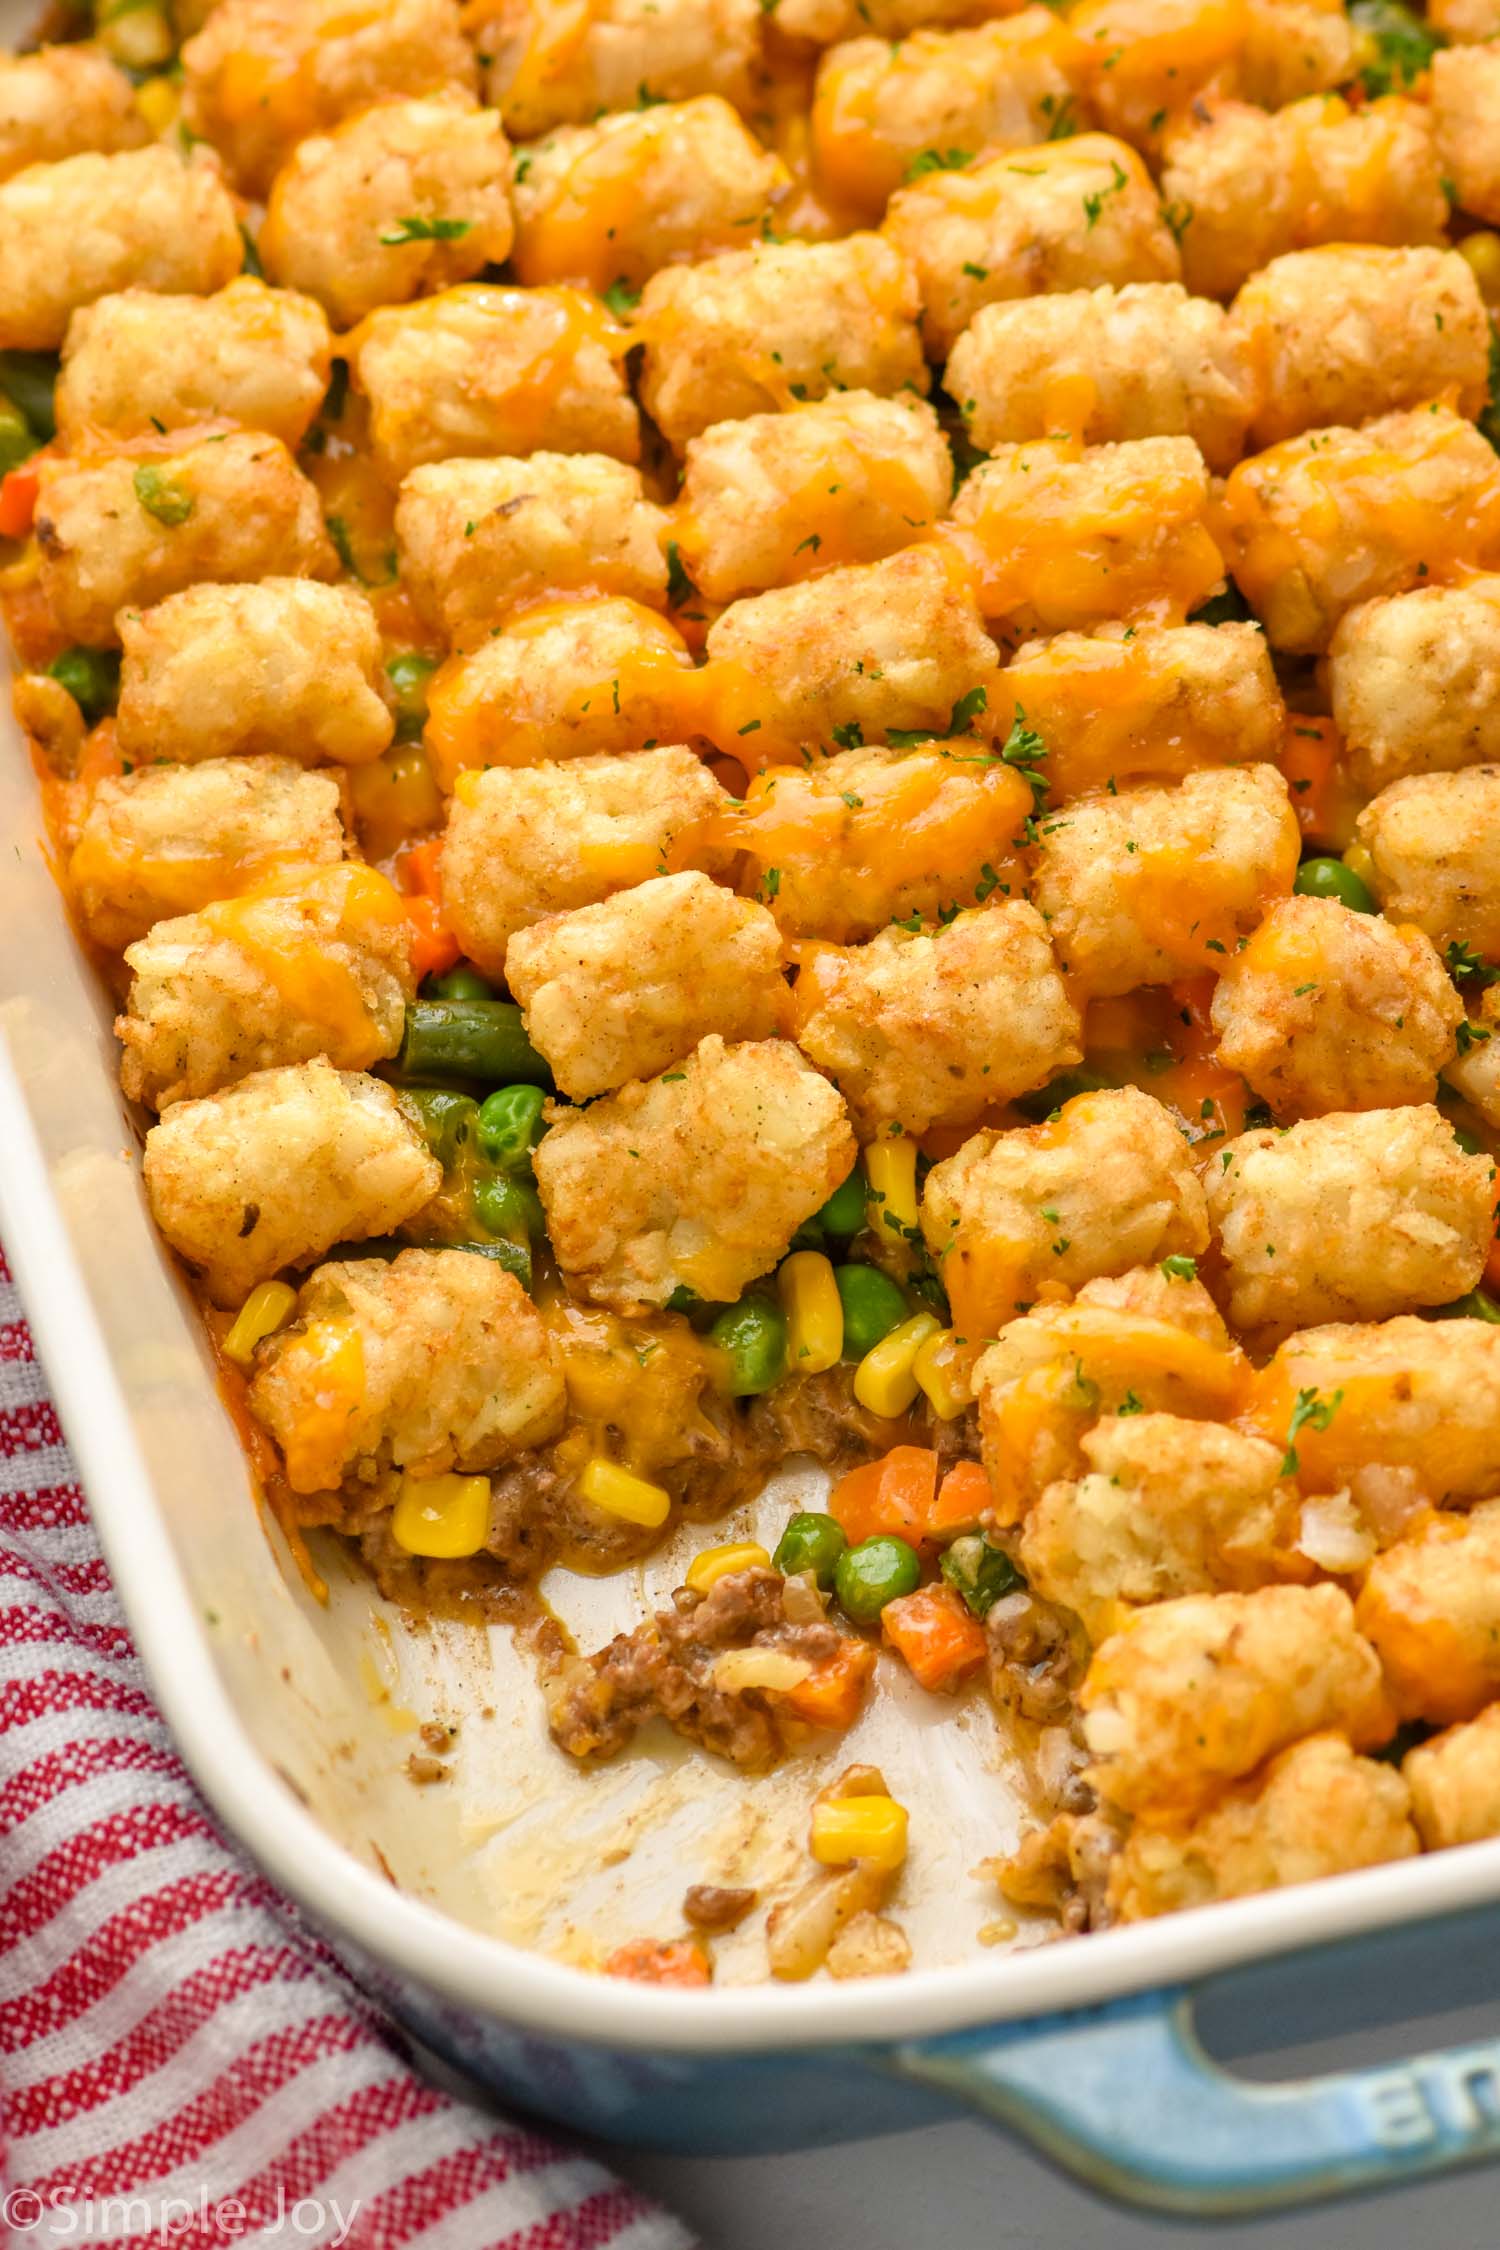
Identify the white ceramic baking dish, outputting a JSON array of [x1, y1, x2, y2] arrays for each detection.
[[10, 360, 1500, 2232]]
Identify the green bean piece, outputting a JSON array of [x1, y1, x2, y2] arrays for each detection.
[[834, 1534, 921, 1624], [387, 652, 437, 744], [815, 1165, 866, 1240], [425, 961, 495, 1002], [1432, 1288, 1500, 1324], [708, 1296, 787, 1396], [940, 1534, 1023, 1618], [395, 1000, 550, 1086], [773, 1511, 848, 1589], [478, 1083, 548, 1171], [1292, 857, 1377, 915], [397, 1086, 479, 1170], [455, 1235, 532, 1287], [0, 351, 57, 443], [834, 1263, 909, 1360], [47, 646, 120, 725], [0, 395, 34, 477]]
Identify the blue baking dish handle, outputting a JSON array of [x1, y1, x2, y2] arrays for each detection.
[[894, 1934, 1500, 2215]]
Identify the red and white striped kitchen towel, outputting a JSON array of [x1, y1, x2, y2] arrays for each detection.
[[0, 1246, 696, 2250]]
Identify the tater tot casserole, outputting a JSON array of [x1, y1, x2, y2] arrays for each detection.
[[10, 0, 1500, 1991]]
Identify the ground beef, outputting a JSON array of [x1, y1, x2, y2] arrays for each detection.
[[985, 1588, 1088, 1726], [545, 1564, 847, 1769]]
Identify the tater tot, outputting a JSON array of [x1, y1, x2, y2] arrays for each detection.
[[1403, 1702, 1500, 1849], [1020, 1414, 1295, 1641], [1329, 580, 1500, 795], [810, 13, 1090, 220], [248, 1248, 565, 1494], [1433, 44, 1500, 226], [118, 863, 414, 1110], [777, 0, 1023, 40], [1431, 0, 1500, 39], [181, 0, 477, 194], [1004, 623, 1283, 799], [0, 45, 147, 182], [1246, 1314, 1500, 1508], [921, 1086, 1209, 1337], [696, 741, 1031, 941], [632, 234, 926, 451], [1216, 409, 1500, 656], [1109, 1733, 1417, 1922], [1211, 895, 1462, 1117], [143, 1059, 440, 1307], [946, 283, 1255, 470], [55, 278, 332, 450], [974, 1273, 1246, 1522], [476, 0, 761, 136], [69, 757, 345, 953], [259, 97, 515, 330], [1355, 769, 1500, 962], [423, 597, 698, 787], [533, 1033, 856, 1310], [1229, 248, 1490, 450], [347, 285, 638, 482], [882, 133, 1180, 359], [1032, 764, 1298, 997], [510, 98, 787, 292], [1208, 1107, 1493, 1334], [396, 453, 668, 645], [1158, 95, 1446, 302], [116, 579, 391, 766], [35, 436, 336, 650], [791, 900, 1081, 1136], [1069, 0, 1353, 146], [673, 392, 950, 605], [948, 436, 1223, 638], [1358, 1503, 1500, 1725], [1081, 1584, 1392, 1817], [0, 144, 241, 353], [506, 872, 784, 1098], [439, 747, 722, 977], [701, 542, 999, 764]]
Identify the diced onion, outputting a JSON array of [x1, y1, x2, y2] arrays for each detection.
[[712, 1648, 815, 1694]]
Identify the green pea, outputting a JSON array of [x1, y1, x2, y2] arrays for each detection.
[[835, 1263, 908, 1360], [0, 395, 33, 477], [1293, 856, 1376, 915], [940, 1534, 1023, 1618], [425, 961, 495, 1002], [708, 1296, 787, 1396], [387, 652, 437, 743], [1453, 1125, 1486, 1158], [47, 646, 119, 725], [815, 1165, 866, 1239], [773, 1512, 848, 1589], [478, 1083, 548, 1170], [398, 1085, 478, 1169], [834, 1534, 921, 1624], [472, 1172, 543, 1238]]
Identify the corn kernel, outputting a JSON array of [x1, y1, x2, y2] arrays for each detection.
[[778, 1250, 843, 1375], [1341, 839, 1377, 889], [912, 1327, 971, 1421], [391, 1472, 492, 1559], [853, 1311, 941, 1418], [222, 1280, 297, 1368], [810, 1793, 908, 1874], [348, 746, 444, 860], [1461, 231, 1500, 305], [685, 1540, 772, 1593], [864, 1135, 919, 1239], [579, 1456, 672, 1528], [135, 74, 181, 135]]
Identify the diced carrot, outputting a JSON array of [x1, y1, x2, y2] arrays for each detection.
[[783, 1638, 877, 1731], [829, 1444, 937, 1548], [399, 834, 444, 900], [929, 1459, 992, 1539], [603, 1937, 712, 1987], [0, 468, 39, 542], [1485, 1234, 1500, 1296], [403, 893, 460, 983], [1278, 715, 1357, 854], [881, 1583, 988, 1694]]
